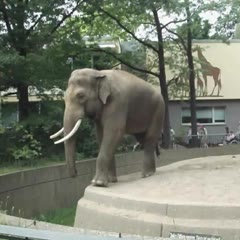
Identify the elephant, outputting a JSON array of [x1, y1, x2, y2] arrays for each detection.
[[50, 68, 165, 187]]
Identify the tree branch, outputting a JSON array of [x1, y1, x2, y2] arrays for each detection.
[[0, 0, 15, 45], [166, 77, 179, 87], [165, 26, 188, 53], [160, 17, 188, 30], [98, 7, 158, 53], [50, 0, 84, 35], [91, 48, 159, 78], [26, 10, 48, 37]]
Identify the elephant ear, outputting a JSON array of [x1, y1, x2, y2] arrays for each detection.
[[96, 74, 111, 104]]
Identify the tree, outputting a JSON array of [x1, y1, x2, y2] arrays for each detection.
[[177, 14, 211, 40], [214, 0, 240, 39], [89, 0, 214, 147], [0, 0, 85, 121], [161, 0, 217, 146], [185, 0, 198, 145]]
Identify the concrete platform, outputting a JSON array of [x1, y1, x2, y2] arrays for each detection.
[[74, 155, 240, 239]]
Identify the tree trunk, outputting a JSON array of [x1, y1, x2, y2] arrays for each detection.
[[17, 84, 29, 121], [153, 9, 171, 148], [17, 46, 30, 122], [186, 3, 198, 147]]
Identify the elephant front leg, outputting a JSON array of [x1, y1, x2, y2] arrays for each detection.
[[92, 126, 124, 187], [91, 156, 117, 185]]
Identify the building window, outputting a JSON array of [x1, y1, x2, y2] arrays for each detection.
[[182, 107, 225, 124]]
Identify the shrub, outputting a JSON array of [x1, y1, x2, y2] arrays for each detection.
[[0, 124, 42, 166], [76, 119, 98, 158]]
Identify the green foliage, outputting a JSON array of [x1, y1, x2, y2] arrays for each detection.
[[0, 0, 88, 120], [36, 207, 76, 226], [0, 99, 101, 166], [176, 15, 212, 40], [0, 124, 42, 166], [214, 0, 240, 39], [117, 135, 136, 153], [0, 100, 64, 166], [76, 119, 98, 158]]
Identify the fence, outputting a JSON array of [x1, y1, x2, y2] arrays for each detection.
[[174, 133, 240, 148], [0, 224, 170, 240]]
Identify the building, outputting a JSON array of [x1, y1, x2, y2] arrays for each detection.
[[151, 40, 240, 137]]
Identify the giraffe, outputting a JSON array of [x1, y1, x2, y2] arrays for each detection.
[[196, 46, 222, 96], [167, 75, 188, 98], [196, 71, 204, 96]]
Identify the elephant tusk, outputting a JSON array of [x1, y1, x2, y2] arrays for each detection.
[[54, 120, 82, 144], [50, 128, 64, 139]]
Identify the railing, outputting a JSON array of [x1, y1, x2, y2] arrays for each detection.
[[131, 134, 240, 151], [0, 224, 172, 240], [175, 133, 240, 148]]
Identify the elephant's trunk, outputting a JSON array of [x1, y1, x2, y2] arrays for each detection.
[[63, 108, 82, 177]]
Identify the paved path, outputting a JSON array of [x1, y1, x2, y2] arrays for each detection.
[[101, 154, 240, 205]]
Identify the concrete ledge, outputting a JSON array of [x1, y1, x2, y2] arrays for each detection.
[[75, 155, 240, 239]]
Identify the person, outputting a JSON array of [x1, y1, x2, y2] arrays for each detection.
[[236, 121, 240, 139], [132, 142, 140, 151], [170, 127, 176, 149], [187, 126, 192, 145], [225, 131, 236, 143], [199, 125, 208, 148]]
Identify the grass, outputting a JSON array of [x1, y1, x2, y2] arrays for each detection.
[[0, 152, 91, 175], [0, 156, 65, 175], [35, 207, 76, 226]]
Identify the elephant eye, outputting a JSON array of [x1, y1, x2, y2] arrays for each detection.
[[76, 92, 85, 100]]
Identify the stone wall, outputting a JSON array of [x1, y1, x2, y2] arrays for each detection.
[[0, 152, 143, 218]]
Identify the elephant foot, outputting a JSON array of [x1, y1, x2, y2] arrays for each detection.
[[108, 175, 118, 183], [141, 170, 155, 178], [91, 175, 108, 187]]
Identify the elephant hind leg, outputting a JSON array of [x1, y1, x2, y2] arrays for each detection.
[[141, 105, 163, 177], [142, 139, 157, 178], [108, 156, 117, 183], [155, 144, 160, 156], [134, 132, 160, 156], [134, 132, 157, 177], [134, 132, 154, 176]]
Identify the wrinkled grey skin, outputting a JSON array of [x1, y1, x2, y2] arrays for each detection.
[[63, 68, 165, 187]]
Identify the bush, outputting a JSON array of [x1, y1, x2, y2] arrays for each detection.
[[76, 119, 98, 158], [0, 124, 42, 166], [0, 100, 137, 166]]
